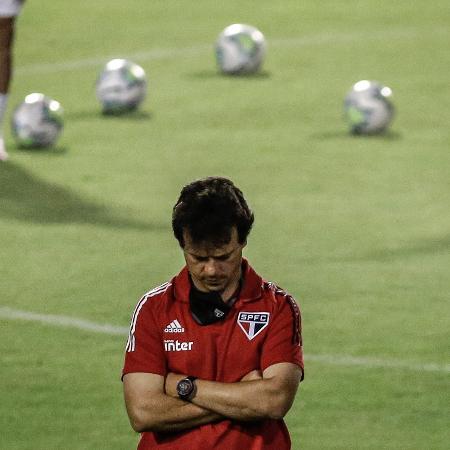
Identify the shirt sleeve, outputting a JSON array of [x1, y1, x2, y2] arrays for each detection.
[[122, 296, 167, 379], [260, 294, 304, 380]]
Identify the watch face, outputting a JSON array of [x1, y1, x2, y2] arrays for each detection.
[[178, 379, 193, 397]]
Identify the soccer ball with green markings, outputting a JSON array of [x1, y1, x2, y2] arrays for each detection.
[[215, 24, 266, 75], [344, 80, 394, 135], [11, 93, 64, 148], [96, 59, 147, 114]]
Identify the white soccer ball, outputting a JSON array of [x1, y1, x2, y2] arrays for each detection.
[[11, 93, 64, 148], [215, 24, 266, 75], [96, 59, 147, 114], [344, 80, 395, 134]]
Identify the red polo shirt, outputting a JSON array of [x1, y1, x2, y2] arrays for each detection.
[[123, 259, 304, 450]]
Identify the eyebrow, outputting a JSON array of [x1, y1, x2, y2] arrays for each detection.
[[190, 251, 231, 259], [188, 247, 238, 259]]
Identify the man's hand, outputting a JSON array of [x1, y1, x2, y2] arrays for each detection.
[[190, 363, 301, 421], [240, 369, 263, 382]]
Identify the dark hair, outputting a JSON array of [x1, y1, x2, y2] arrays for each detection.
[[172, 177, 254, 247]]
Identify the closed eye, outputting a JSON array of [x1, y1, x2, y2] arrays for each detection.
[[192, 254, 231, 262], [193, 256, 208, 262], [215, 254, 231, 261]]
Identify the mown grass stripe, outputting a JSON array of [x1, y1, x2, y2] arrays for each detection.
[[0, 306, 129, 335], [16, 27, 449, 76], [1, 306, 448, 374]]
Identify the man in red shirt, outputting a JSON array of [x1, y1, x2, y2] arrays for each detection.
[[123, 177, 304, 449]]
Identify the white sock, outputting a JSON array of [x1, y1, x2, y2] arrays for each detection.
[[0, 93, 8, 126], [0, 94, 9, 160]]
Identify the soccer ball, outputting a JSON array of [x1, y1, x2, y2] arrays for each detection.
[[215, 24, 266, 75], [96, 59, 147, 114], [11, 93, 64, 148], [343, 80, 394, 134]]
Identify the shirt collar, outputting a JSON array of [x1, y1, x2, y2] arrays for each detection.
[[173, 258, 263, 304]]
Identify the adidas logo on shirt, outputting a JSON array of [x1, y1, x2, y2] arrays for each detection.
[[164, 319, 185, 333]]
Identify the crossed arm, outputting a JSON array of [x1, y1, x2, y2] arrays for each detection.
[[123, 362, 302, 433]]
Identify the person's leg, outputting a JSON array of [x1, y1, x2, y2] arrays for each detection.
[[0, 93, 8, 160], [0, 16, 16, 161]]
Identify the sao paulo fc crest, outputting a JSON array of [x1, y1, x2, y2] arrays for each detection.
[[237, 312, 270, 340]]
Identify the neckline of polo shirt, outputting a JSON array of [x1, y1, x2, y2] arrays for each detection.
[[172, 258, 263, 303]]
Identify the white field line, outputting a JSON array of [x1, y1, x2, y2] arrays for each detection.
[[306, 354, 450, 374], [1, 306, 449, 374], [15, 27, 449, 76], [0, 306, 128, 336], [15, 44, 211, 76]]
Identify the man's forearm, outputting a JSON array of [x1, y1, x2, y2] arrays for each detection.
[[165, 364, 301, 422], [126, 391, 222, 433], [191, 378, 286, 421]]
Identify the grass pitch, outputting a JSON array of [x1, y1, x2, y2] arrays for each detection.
[[1, 1, 449, 448]]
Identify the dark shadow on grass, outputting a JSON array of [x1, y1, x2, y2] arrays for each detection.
[[100, 109, 152, 121], [355, 236, 450, 262], [323, 236, 450, 264], [186, 69, 271, 80], [64, 109, 152, 122], [0, 162, 165, 231], [310, 129, 402, 141], [14, 145, 69, 156]]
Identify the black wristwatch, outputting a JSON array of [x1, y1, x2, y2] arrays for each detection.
[[176, 376, 197, 401]]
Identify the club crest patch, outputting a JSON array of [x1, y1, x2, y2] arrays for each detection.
[[237, 312, 270, 340]]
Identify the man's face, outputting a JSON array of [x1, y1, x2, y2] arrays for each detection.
[[182, 227, 245, 298]]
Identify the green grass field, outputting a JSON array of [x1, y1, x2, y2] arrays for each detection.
[[1, 1, 449, 448]]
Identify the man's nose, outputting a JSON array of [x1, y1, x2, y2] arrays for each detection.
[[204, 259, 218, 275]]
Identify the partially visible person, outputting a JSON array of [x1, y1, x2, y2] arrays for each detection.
[[0, 0, 25, 161]]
